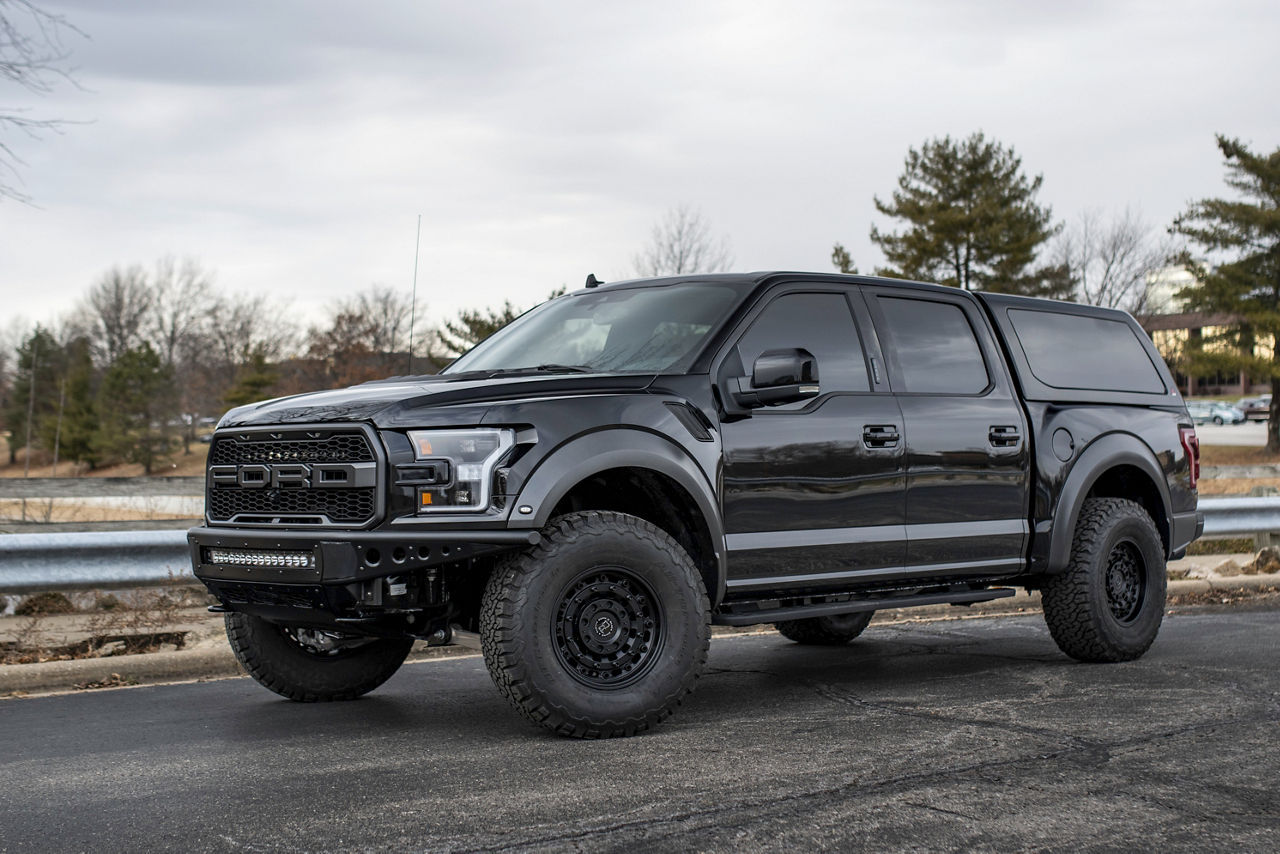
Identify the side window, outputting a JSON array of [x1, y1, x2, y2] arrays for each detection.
[[876, 297, 989, 394], [735, 292, 869, 405], [1006, 309, 1166, 393]]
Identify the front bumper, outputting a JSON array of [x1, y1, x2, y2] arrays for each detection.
[[188, 525, 539, 628], [188, 525, 539, 587]]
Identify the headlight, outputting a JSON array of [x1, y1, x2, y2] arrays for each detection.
[[406, 428, 514, 512]]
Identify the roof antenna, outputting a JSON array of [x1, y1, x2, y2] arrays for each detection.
[[585, 273, 603, 288], [408, 214, 422, 374]]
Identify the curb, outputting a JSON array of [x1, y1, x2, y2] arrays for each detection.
[[3, 573, 1277, 698]]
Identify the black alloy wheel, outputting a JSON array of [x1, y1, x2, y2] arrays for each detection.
[[553, 567, 663, 689], [1103, 541, 1146, 623]]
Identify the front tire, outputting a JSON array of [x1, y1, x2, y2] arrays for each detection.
[[775, 611, 874, 645], [225, 613, 413, 701], [1041, 497, 1166, 663], [480, 511, 710, 738]]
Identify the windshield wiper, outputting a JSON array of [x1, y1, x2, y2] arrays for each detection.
[[487, 364, 595, 375]]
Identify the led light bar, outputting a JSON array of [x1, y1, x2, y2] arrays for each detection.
[[204, 547, 316, 569]]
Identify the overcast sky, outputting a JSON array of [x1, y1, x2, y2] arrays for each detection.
[[1, 0, 1277, 334]]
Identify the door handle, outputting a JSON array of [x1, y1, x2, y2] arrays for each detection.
[[863, 424, 900, 449], [989, 425, 1021, 447]]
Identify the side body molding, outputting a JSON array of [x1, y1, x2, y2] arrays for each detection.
[[1045, 432, 1172, 573], [509, 429, 728, 604]]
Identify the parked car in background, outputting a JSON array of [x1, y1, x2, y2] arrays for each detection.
[[1238, 395, 1271, 422], [1187, 400, 1246, 425]]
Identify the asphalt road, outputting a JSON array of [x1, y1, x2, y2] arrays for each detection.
[[2, 609, 1278, 853]]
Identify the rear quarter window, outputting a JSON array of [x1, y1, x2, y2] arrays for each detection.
[[1008, 309, 1165, 393]]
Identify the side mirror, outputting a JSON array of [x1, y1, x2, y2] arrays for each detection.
[[730, 348, 820, 409]]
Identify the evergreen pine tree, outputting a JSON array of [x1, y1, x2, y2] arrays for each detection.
[[866, 131, 1071, 298], [223, 345, 279, 408], [52, 337, 99, 469], [3, 327, 63, 466], [1173, 135, 1280, 450], [95, 344, 177, 474]]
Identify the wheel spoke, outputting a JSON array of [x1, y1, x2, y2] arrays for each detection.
[[553, 567, 662, 688], [1104, 541, 1146, 623]]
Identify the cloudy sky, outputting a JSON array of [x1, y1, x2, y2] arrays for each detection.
[[1, 0, 1277, 333]]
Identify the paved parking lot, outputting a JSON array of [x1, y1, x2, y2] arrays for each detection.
[[1, 607, 1277, 852], [1195, 420, 1266, 446]]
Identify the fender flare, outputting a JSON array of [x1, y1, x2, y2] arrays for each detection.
[[1046, 432, 1172, 573], [510, 428, 728, 604]]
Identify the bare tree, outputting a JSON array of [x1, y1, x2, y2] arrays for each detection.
[[146, 257, 217, 453], [205, 291, 295, 368], [633, 205, 734, 277], [148, 257, 213, 366], [306, 285, 431, 387], [80, 265, 153, 365], [190, 289, 299, 416], [1, 0, 86, 202], [1052, 208, 1173, 314]]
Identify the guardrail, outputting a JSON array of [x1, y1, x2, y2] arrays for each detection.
[[0, 531, 192, 594], [0, 497, 1277, 595]]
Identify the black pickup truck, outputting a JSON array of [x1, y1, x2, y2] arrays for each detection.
[[189, 272, 1202, 738]]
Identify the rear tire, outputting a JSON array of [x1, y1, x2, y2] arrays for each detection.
[[225, 613, 413, 701], [1041, 497, 1166, 663], [775, 611, 874, 645], [480, 511, 710, 738]]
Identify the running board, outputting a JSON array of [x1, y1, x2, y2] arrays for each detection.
[[714, 588, 1017, 627]]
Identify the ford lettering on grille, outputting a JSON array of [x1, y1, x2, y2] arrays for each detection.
[[208, 462, 376, 490], [205, 429, 381, 526]]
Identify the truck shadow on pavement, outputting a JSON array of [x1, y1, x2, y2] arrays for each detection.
[[210, 615, 1086, 745]]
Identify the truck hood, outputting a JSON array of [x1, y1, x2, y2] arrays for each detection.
[[217, 372, 657, 428]]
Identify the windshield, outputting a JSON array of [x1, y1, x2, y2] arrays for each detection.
[[444, 283, 741, 374]]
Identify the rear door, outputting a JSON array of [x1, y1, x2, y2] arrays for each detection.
[[864, 287, 1031, 578]]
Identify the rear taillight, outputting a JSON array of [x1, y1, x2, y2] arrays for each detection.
[[1179, 426, 1200, 489]]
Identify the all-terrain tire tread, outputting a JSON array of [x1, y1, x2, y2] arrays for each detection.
[[774, 611, 874, 645], [479, 510, 710, 739], [1040, 497, 1166, 663], [225, 613, 413, 702]]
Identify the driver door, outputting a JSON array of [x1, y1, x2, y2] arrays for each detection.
[[717, 286, 906, 597]]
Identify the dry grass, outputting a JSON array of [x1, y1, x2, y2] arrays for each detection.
[[1199, 444, 1280, 466], [1197, 478, 1280, 496], [1, 580, 195, 665], [0, 498, 200, 523], [0, 432, 209, 479]]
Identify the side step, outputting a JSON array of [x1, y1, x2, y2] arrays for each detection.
[[714, 588, 1017, 627]]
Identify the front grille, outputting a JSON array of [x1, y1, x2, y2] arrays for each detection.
[[206, 427, 380, 527], [209, 487, 375, 524], [211, 434, 374, 465]]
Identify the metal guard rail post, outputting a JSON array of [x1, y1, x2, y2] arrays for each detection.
[[0, 497, 1277, 595]]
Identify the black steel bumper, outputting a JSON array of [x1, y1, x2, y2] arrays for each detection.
[[187, 525, 539, 587]]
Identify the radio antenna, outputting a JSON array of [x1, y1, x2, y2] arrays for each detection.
[[408, 213, 422, 374]]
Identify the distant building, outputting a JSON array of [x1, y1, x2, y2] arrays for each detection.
[[1137, 266, 1267, 398]]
